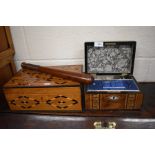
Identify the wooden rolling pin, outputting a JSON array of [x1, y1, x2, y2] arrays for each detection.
[[21, 62, 94, 84]]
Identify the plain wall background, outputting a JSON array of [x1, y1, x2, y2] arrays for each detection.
[[10, 26, 155, 82]]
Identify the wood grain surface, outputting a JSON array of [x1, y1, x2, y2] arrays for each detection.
[[0, 83, 155, 128], [3, 65, 83, 111]]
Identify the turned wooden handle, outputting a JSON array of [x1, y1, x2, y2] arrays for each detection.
[[21, 62, 94, 84]]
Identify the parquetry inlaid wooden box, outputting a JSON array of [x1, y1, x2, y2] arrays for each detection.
[[84, 41, 143, 110], [3, 65, 83, 111]]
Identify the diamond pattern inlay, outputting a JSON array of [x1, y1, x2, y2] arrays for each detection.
[[10, 96, 40, 109], [46, 95, 78, 109]]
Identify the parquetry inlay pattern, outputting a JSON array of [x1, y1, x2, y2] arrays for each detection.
[[10, 96, 40, 109], [46, 95, 78, 109], [9, 95, 78, 110]]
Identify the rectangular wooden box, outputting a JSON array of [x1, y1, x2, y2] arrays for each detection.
[[84, 41, 143, 110], [85, 92, 143, 110], [3, 65, 83, 111]]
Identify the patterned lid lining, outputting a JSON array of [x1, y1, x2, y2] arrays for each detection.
[[85, 42, 136, 74]]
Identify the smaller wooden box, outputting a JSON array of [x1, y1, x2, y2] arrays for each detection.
[[3, 65, 83, 111], [84, 41, 143, 110]]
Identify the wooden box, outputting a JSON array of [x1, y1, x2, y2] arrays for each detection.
[[84, 41, 143, 110], [3, 65, 83, 111]]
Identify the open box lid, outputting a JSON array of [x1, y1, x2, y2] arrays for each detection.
[[85, 41, 136, 75]]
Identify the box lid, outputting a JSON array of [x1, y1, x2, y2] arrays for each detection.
[[4, 65, 82, 88], [85, 41, 136, 75]]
